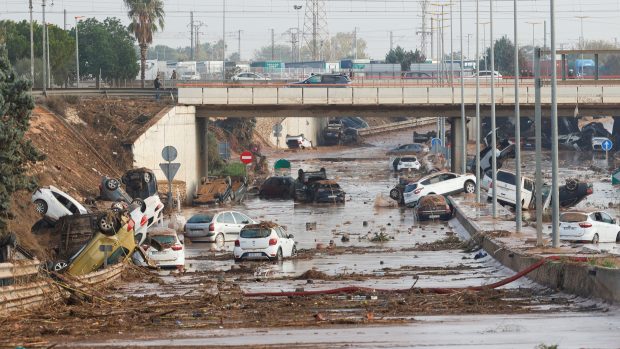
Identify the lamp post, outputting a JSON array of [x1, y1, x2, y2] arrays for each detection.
[[459, 0, 466, 174], [42, 0, 47, 94], [475, 0, 481, 203], [75, 16, 83, 88], [480, 21, 489, 72], [294, 4, 302, 62], [513, 0, 522, 232], [490, 0, 497, 218], [550, 0, 560, 248]]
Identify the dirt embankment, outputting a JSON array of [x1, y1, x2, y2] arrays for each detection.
[[8, 98, 166, 257]]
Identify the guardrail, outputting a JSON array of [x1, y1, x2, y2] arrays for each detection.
[[358, 117, 436, 136], [31, 88, 177, 98]]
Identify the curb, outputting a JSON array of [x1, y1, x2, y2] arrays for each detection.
[[453, 200, 620, 304]]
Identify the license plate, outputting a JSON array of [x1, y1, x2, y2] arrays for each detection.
[[248, 252, 262, 257], [429, 215, 440, 219], [328, 195, 337, 199]]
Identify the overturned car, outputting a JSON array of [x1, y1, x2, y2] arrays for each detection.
[[294, 168, 345, 203], [193, 176, 248, 206]]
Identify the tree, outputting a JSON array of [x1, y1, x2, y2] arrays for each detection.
[[253, 44, 292, 61], [385, 46, 426, 71], [71, 18, 139, 86], [124, 0, 165, 87], [479, 35, 527, 76], [0, 47, 43, 233]]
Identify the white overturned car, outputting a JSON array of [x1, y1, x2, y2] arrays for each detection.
[[403, 172, 476, 207], [285, 134, 312, 149], [32, 186, 88, 221], [560, 211, 620, 244]]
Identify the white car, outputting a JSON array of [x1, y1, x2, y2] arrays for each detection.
[[144, 227, 185, 268], [233, 222, 297, 262], [560, 211, 620, 244], [184, 211, 256, 246], [470, 70, 503, 80], [403, 172, 476, 207], [180, 72, 201, 80], [395, 157, 421, 171], [32, 186, 88, 221], [231, 72, 271, 81], [111, 201, 149, 245], [285, 134, 312, 149]]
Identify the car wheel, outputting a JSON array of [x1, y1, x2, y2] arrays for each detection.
[[106, 178, 120, 191], [389, 188, 401, 201], [143, 172, 152, 183], [98, 213, 119, 235], [291, 245, 297, 257], [53, 261, 68, 272], [110, 201, 126, 213], [215, 233, 225, 248], [132, 198, 146, 213], [566, 178, 578, 191], [258, 190, 265, 198], [592, 233, 599, 244], [464, 180, 476, 194], [33, 199, 48, 215]]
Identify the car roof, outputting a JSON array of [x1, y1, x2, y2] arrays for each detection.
[[416, 171, 456, 182], [243, 221, 279, 229], [147, 227, 177, 236]]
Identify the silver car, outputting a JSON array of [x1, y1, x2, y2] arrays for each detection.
[[184, 211, 256, 246]]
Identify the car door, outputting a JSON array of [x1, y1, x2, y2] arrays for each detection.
[[495, 171, 516, 204], [599, 212, 616, 242], [231, 212, 251, 238], [277, 227, 293, 256], [439, 173, 460, 193], [216, 212, 236, 240]]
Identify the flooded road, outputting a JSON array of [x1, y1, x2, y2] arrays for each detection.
[[74, 129, 620, 348]]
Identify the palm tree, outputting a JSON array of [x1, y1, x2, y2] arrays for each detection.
[[124, 0, 165, 88]]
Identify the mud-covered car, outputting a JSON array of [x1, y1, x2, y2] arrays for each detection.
[[415, 195, 454, 221], [294, 168, 326, 202], [259, 176, 295, 199], [193, 176, 248, 206], [308, 180, 346, 203], [389, 177, 418, 205], [558, 178, 593, 208]]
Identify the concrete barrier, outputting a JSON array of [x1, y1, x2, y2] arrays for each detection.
[[328, 88, 353, 104], [253, 88, 278, 105], [303, 88, 328, 104], [378, 87, 403, 104], [578, 86, 603, 104], [278, 88, 303, 104], [353, 87, 378, 104], [403, 87, 429, 104], [428, 87, 453, 104], [602, 86, 620, 103], [453, 200, 620, 304], [178, 88, 203, 104], [202, 88, 228, 104], [227, 88, 253, 104]]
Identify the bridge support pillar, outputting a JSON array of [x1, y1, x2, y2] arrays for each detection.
[[450, 117, 467, 173]]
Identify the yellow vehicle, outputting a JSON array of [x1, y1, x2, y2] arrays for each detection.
[[66, 215, 137, 277]]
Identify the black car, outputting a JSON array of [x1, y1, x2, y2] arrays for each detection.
[[259, 176, 295, 199], [559, 179, 593, 208], [294, 168, 329, 202], [308, 180, 346, 203], [290, 73, 351, 87], [415, 195, 454, 221]]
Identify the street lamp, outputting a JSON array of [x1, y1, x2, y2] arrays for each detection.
[[550, 0, 560, 248], [479, 21, 489, 72], [75, 16, 83, 88], [294, 4, 302, 62], [513, 0, 523, 232], [490, 0, 498, 218], [475, 0, 481, 203]]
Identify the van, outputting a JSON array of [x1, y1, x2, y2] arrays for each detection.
[[488, 170, 537, 209]]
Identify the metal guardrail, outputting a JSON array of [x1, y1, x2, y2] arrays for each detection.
[[31, 88, 178, 97], [0, 260, 40, 280], [358, 117, 436, 136]]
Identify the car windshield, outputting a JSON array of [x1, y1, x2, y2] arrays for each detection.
[[188, 214, 213, 224], [401, 157, 417, 162], [240, 228, 272, 239], [151, 235, 176, 245], [404, 184, 418, 193], [560, 212, 588, 223]]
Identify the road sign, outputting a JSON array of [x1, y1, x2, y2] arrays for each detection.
[[272, 124, 283, 133], [274, 159, 291, 169], [602, 139, 613, 152], [613, 168, 620, 186], [431, 138, 442, 147], [162, 146, 178, 162], [159, 162, 181, 182], [240, 151, 253, 164]]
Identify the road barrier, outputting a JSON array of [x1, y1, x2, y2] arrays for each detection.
[[358, 117, 436, 137]]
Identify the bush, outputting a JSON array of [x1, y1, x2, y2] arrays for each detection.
[[211, 162, 246, 177]]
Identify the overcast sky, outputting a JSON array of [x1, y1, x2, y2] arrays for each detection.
[[3, 0, 620, 60]]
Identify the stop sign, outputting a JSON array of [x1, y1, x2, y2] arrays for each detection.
[[240, 151, 253, 164]]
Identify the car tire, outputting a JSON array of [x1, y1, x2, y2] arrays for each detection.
[[33, 199, 48, 215], [616, 232, 620, 243], [111, 201, 126, 213], [53, 261, 68, 272], [592, 233, 599, 244], [106, 178, 120, 191], [98, 213, 119, 235], [389, 188, 401, 201], [132, 198, 146, 213], [291, 245, 297, 257], [464, 180, 476, 194], [566, 178, 578, 192], [273, 248, 283, 262], [215, 233, 225, 248]]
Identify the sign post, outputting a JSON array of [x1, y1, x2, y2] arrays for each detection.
[[431, 137, 442, 153], [612, 168, 620, 186], [602, 139, 613, 161], [272, 124, 283, 148], [240, 150, 253, 177], [160, 146, 181, 209]]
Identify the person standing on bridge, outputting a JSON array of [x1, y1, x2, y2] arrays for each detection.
[[154, 76, 161, 100]]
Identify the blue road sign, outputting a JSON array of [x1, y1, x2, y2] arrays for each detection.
[[602, 139, 613, 151], [431, 138, 442, 147]]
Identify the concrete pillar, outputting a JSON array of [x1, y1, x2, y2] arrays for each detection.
[[450, 117, 467, 173]]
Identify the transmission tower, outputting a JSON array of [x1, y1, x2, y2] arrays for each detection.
[[418, 0, 430, 57], [303, 0, 329, 61]]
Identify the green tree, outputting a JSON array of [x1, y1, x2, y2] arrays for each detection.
[[0, 47, 44, 232], [480, 35, 528, 76], [253, 44, 292, 62], [385, 46, 426, 71], [124, 0, 165, 87]]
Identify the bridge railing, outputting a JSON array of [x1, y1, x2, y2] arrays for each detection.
[[179, 85, 620, 105]]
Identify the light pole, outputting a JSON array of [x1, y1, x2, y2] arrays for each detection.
[[29, 0, 34, 86], [480, 22, 489, 72], [294, 4, 302, 62], [575, 15, 589, 75], [222, 0, 226, 81], [75, 16, 83, 88], [459, 0, 466, 174], [46, 24, 51, 88], [475, 0, 481, 203], [513, 0, 522, 232], [550, 0, 560, 248], [42, 0, 47, 94], [450, 0, 454, 86], [466, 33, 472, 60], [490, 0, 497, 218]]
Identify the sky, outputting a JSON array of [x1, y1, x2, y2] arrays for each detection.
[[2, 0, 620, 61]]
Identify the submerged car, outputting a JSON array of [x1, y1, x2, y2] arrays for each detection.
[[144, 227, 185, 268], [184, 211, 256, 245], [259, 176, 295, 199], [233, 222, 297, 262], [389, 177, 418, 205], [403, 172, 476, 207], [560, 211, 620, 244], [308, 180, 346, 203], [193, 176, 248, 206], [415, 195, 454, 221], [31, 186, 88, 222]]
